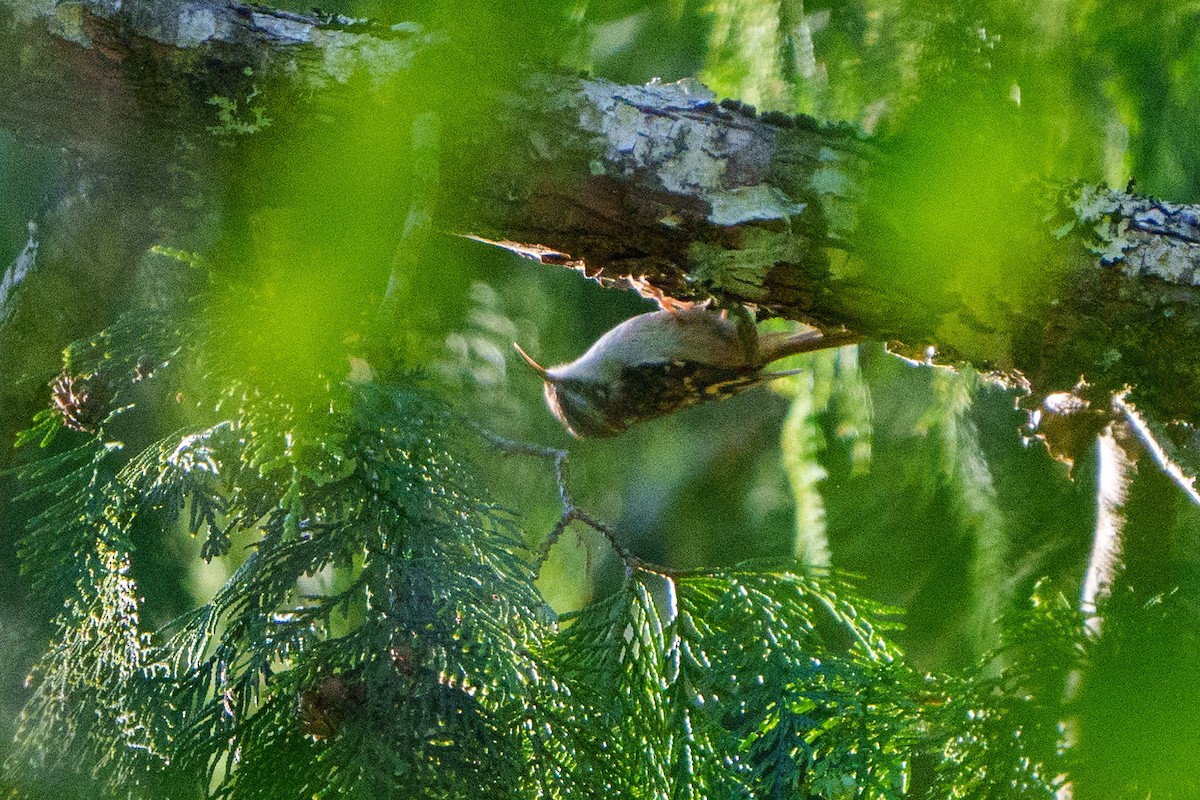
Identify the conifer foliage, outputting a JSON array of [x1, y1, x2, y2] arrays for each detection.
[[6, 306, 1081, 798]]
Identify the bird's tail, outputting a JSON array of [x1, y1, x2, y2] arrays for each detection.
[[757, 327, 859, 364]]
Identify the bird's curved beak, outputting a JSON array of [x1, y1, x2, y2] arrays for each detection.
[[512, 342, 549, 378]]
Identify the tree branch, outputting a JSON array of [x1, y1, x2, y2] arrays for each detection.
[[6, 0, 1200, 427]]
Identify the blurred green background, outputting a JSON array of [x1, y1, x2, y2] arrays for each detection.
[[4, 0, 1200, 790]]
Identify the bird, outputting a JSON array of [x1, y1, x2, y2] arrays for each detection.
[[514, 303, 856, 437]]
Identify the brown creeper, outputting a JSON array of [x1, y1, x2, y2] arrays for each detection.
[[515, 305, 856, 438]]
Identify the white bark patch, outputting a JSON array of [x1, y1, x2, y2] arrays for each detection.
[[247, 10, 314, 44], [0, 224, 39, 328], [1071, 184, 1200, 284], [1080, 426, 1131, 636], [175, 4, 218, 47], [707, 186, 806, 227], [312, 26, 430, 87], [580, 78, 808, 227]]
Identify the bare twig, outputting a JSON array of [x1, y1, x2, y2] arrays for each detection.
[[473, 428, 671, 578], [1079, 423, 1132, 635], [0, 222, 37, 329], [1113, 392, 1200, 505]]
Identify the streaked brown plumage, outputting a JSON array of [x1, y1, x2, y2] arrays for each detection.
[[514, 306, 856, 437]]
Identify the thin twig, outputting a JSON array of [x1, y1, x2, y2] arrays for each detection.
[[1112, 392, 1200, 505], [473, 427, 672, 578]]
